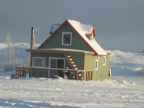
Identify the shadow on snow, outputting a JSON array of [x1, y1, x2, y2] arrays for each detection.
[[0, 98, 78, 108]]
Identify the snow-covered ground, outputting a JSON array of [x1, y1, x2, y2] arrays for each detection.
[[0, 43, 144, 108]]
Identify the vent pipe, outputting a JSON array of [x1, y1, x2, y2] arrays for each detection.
[[31, 27, 35, 49]]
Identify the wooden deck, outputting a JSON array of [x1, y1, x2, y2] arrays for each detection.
[[13, 66, 93, 81]]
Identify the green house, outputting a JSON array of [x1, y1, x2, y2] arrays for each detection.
[[26, 20, 111, 81]]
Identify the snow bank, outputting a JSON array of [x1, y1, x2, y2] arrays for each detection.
[[110, 50, 144, 65], [110, 50, 144, 73]]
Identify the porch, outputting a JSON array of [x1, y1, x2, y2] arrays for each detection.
[[12, 66, 93, 81]]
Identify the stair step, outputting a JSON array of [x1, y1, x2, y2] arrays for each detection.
[[78, 74, 81, 76], [73, 65, 76, 67], [64, 54, 78, 70], [69, 58, 72, 61], [67, 55, 71, 58]]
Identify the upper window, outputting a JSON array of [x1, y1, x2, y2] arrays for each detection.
[[102, 56, 106, 65], [62, 32, 72, 46], [32, 57, 46, 67]]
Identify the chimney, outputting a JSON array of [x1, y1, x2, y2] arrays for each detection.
[[31, 27, 35, 49]]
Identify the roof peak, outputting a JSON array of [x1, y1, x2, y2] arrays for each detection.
[[39, 19, 107, 55], [67, 19, 93, 26]]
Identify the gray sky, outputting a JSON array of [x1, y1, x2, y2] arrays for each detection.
[[0, 0, 144, 52]]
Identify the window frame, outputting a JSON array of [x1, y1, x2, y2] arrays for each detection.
[[32, 57, 46, 67], [102, 56, 106, 65], [95, 60, 98, 70], [62, 32, 72, 46], [49, 57, 65, 69]]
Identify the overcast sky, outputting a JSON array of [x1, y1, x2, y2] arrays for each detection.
[[0, 0, 144, 52]]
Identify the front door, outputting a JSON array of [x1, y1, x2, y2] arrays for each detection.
[[48, 57, 65, 78]]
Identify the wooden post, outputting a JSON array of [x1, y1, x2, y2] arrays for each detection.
[[81, 71, 82, 81], [88, 72, 90, 80], [83, 72, 84, 80], [70, 71, 71, 80], [76, 71, 78, 81], [89, 72, 90, 80], [82, 72, 84, 80], [16, 67, 19, 78], [91, 71, 93, 80], [86, 72, 87, 81]]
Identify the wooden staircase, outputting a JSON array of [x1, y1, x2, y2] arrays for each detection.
[[64, 54, 78, 79], [64, 54, 78, 70]]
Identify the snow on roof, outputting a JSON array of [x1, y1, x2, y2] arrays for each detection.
[[38, 48, 94, 53], [50, 24, 61, 34], [40, 20, 107, 55], [68, 20, 93, 34], [67, 20, 107, 55]]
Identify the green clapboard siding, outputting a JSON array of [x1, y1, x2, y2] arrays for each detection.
[[41, 23, 92, 52], [70, 54, 84, 70], [84, 55, 110, 80]]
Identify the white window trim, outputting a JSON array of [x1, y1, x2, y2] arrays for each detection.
[[32, 57, 46, 67], [62, 32, 72, 46], [102, 56, 106, 65], [95, 60, 98, 70], [49, 57, 65, 69]]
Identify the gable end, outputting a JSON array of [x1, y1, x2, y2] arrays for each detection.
[[38, 20, 107, 56]]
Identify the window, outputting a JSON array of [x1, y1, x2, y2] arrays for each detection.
[[102, 56, 106, 65], [49, 58, 65, 69], [95, 60, 98, 70], [49, 57, 65, 77], [62, 32, 72, 45], [32, 57, 46, 67]]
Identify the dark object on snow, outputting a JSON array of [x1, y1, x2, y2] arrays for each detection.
[[11, 74, 16, 79]]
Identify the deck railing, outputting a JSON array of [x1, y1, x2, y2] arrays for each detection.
[[14, 66, 93, 81]]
